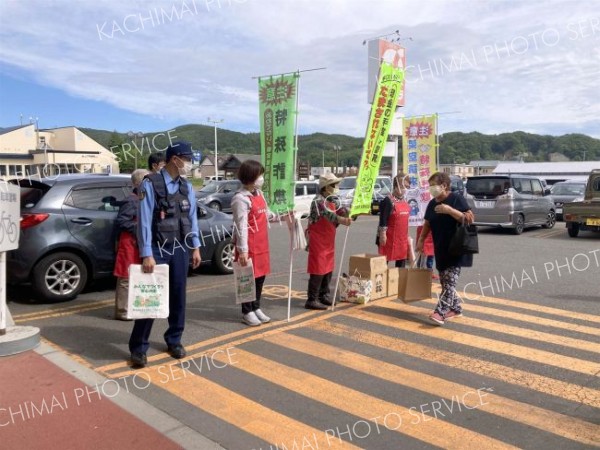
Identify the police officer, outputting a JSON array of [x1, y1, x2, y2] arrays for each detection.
[[128, 141, 201, 369]]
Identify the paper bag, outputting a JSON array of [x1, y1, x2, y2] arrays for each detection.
[[233, 260, 256, 304], [339, 274, 372, 304], [127, 264, 170, 319], [397, 267, 432, 303]]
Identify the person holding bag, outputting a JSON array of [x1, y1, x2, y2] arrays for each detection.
[[416, 172, 474, 326], [377, 173, 412, 268], [306, 173, 352, 310], [232, 160, 292, 326]]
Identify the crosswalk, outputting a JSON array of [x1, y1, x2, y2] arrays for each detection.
[[96, 290, 600, 449]]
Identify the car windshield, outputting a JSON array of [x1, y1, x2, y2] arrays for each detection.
[[19, 186, 46, 209], [200, 183, 219, 193], [377, 177, 391, 190], [466, 177, 510, 196], [339, 178, 356, 189], [551, 184, 585, 195]]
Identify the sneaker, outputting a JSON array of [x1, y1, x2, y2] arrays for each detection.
[[242, 311, 262, 326], [444, 310, 463, 320], [304, 300, 328, 310], [254, 309, 271, 323], [130, 352, 147, 369], [429, 311, 445, 325], [319, 297, 334, 306], [167, 344, 186, 359]]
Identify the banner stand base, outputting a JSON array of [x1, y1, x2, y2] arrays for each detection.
[[0, 325, 40, 357]]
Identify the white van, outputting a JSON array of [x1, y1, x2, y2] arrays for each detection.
[[295, 181, 319, 218]]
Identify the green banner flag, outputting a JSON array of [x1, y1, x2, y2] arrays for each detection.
[[350, 62, 404, 216], [258, 73, 299, 214]]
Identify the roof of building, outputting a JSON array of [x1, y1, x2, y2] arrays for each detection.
[[0, 124, 32, 136], [468, 160, 502, 167], [494, 161, 600, 175]]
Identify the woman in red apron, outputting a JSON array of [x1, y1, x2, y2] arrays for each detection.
[[416, 225, 436, 278], [232, 160, 290, 326], [306, 173, 352, 310], [377, 174, 412, 267], [113, 169, 149, 320]]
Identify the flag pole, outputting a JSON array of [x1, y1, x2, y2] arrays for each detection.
[[331, 224, 350, 311], [287, 71, 301, 322]]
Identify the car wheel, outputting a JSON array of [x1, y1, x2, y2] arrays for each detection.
[[32, 252, 88, 302], [568, 223, 579, 238], [208, 201, 221, 211], [512, 214, 524, 235], [213, 239, 234, 274], [542, 210, 556, 229]]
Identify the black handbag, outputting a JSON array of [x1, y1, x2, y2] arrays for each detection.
[[449, 219, 479, 256]]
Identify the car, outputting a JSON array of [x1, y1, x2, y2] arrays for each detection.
[[202, 175, 225, 186], [465, 174, 555, 234], [450, 175, 466, 196], [294, 181, 319, 217], [564, 170, 600, 237], [338, 176, 392, 210], [549, 180, 587, 220], [197, 179, 242, 212], [8, 174, 234, 302]]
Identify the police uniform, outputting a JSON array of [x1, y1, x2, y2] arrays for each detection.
[[128, 142, 200, 361]]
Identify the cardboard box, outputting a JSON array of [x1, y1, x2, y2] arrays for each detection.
[[397, 268, 432, 302], [387, 268, 400, 297], [349, 254, 388, 274], [349, 254, 388, 300]]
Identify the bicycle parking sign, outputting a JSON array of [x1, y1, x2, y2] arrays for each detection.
[[0, 183, 20, 252]]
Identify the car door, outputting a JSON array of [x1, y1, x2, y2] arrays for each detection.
[[62, 182, 130, 275], [530, 178, 546, 223], [220, 181, 240, 211], [516, 179, 534, 223]]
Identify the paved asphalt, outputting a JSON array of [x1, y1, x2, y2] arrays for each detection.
[[6, 216, 600, 449]]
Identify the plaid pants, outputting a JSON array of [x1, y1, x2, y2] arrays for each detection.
[[436, 266, 462, 316]]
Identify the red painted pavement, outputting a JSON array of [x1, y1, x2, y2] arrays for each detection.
[[0, 350, 182, 449]]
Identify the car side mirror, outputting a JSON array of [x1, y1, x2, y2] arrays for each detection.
[[223, 189, 231, 194], [198, 207, 207, 218], [544, 188, 551, 196]]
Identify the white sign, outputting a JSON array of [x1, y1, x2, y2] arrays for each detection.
[[0, 183, 20, 252]]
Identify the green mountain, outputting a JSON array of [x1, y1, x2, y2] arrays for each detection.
[[81, 124, 600, 173]]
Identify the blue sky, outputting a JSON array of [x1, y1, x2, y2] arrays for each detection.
[[0, 0, 599, 138]]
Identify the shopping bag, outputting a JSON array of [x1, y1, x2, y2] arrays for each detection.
[[339, 273, 373, 304], [398, 254, 432, 303], [127, 264, 170, 319], [233, 259, 256, 304], [449, 220, 479, 256]]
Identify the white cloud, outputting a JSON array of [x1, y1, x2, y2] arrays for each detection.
[[0, 0, 598, 137]]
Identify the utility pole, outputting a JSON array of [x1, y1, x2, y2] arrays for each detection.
[[333, 145, 341, 175], [208, 118, 224, 179]]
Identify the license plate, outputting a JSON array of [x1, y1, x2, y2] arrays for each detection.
[[475, 201, 495, 208], [556, 207, 562, 214], [372, 205, 379, 211], [586, 218, 600, 226]]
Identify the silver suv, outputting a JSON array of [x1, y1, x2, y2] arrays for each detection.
[[465, 175, 556, 234]]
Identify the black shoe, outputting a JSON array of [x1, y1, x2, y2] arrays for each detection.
[[167, 344, 186, 359], [320, 297, 334, 306], [130, 352, 147, 369], [305, 300, 328, 310]]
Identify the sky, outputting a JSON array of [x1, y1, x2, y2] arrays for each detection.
[[0, 0, 598, 138]]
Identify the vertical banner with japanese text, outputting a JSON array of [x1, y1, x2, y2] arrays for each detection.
[[402, 114, 438, 226], [350, 61, 404, 216], [258, 74, 299, 214]]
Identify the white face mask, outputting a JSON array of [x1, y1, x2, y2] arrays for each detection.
[[429, 185, 444, 197], [176, 158, 192, 175], [255, 175, 265, 188]]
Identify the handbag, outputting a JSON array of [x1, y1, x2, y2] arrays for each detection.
[[127, 264, 170, 319], [449, 218, 479, 256], [398, 253, 432, 303], [233, 259, 256, 304]]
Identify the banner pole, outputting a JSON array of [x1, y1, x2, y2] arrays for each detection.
[[331, 225, 350, 312]]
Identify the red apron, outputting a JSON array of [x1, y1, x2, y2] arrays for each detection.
[[416, 225, 434, 256], [378, 195, 410, 262], [235, 193, 270, 278], [307, 201, 337, 275], [113, 231, 140, 278]]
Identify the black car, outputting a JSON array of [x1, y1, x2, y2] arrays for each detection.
[[8, 174, 234, 302]]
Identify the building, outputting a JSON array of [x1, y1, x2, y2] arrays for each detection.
[[439, 163, 474, 178], [0, 124, 118, 180], [219, 154, 261, 179], [469, 160, 502, 176], [198, 154, 226, 178], [493, 161, 600, 183]]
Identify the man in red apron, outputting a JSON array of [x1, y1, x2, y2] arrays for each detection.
[[377, 174, 412, 267], [306, 173, 352, 310]]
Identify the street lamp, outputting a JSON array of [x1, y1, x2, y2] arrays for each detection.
[[207, 118, 224, 180], [127, 131, 144, 170], [333, 145, 341, 175]]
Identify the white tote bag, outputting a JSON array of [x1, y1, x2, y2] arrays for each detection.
[[127, 264, 170, 319], [233, 259, 256, 304]]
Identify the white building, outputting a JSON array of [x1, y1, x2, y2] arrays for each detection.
[[493, 161, 600, 183]]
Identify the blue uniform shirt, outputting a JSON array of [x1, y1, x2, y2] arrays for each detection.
[[137, 168, 201, 258]]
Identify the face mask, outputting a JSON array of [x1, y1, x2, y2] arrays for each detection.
[[176, 158, 192, 175], [429, 185, 444, 197], [255, 175, 265, 188]]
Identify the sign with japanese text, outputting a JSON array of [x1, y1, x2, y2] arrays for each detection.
[[402, 114, 438, 226], [258, 74, 299, 214], [351, 61, 404, 216], [0, 182, 20, 252], [368, 39, 406, 107]]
